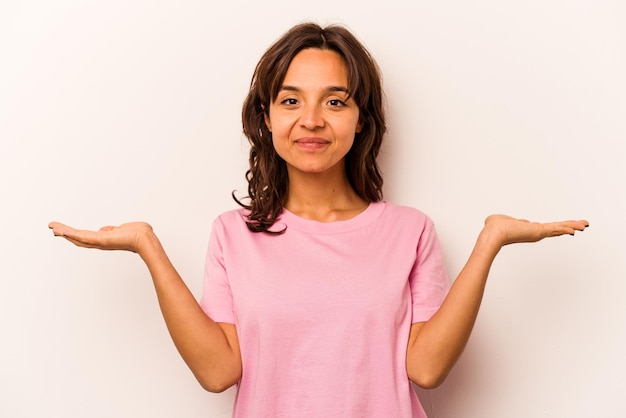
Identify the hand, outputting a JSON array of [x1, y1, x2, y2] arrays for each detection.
[[48, 221, 155, 254], [482, 215, 589, 247]]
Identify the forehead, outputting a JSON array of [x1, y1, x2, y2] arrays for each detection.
[[283, 48, 349, 86]]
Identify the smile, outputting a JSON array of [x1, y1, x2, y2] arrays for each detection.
[[294, 137, 330, 150]]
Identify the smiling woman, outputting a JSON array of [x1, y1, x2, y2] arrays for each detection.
[[238, 23, 386, 231], [265, 48, 365, 220], [48, 22, 588, 418], [268, 49, 360, 171]]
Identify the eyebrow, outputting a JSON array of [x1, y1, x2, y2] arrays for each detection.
[[279, 85, 349, 94]]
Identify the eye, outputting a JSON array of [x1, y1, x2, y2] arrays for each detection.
[[328, 99, 346, 107], [280, 98, 298, 106]]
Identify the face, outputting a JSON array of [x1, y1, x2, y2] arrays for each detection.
[[265, 48, 362, 177]]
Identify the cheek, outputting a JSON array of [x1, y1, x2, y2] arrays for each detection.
[[342, 116, 363, 139], [271, 138, 289, 164], [265, 110, 291, 137], [270, 132, 287, 153]]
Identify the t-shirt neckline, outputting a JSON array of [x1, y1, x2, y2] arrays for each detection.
[[278, 201, 386, 234]]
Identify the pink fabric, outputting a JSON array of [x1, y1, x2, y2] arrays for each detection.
[[200, 201, 450, 417]]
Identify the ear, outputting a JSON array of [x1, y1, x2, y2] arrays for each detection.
[[355, 119, 363, 134], [264, 113, 272, 132], [262, 105, 272, 132]]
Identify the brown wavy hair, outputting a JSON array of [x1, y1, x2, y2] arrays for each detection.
[[234, 22, 387, 233]]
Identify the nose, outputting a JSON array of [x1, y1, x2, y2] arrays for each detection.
[[299, 103, 325, 130]]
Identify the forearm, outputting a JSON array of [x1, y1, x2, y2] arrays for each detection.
[[406, 215, 589, 387], [139, 233, 241, 392], [407, 229, 501, 388], [48, 220, 241, 391]]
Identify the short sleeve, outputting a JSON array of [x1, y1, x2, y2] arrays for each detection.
[[199, 217, 236, 324], [409, 218, 451, 323]]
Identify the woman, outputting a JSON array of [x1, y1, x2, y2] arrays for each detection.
[[49, 22, 588, 418]]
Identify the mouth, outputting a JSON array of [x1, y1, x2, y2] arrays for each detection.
[[294, 137, 330, 150]]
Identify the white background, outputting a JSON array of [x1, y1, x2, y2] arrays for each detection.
[[1, 1, 624, 417]]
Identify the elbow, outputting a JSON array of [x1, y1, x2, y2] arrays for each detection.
[[197, 373, 240, 393], [407, 366, 450, 389], [195, 365, 241, 393], [200, 381, 233, 394], [410, 373, 447, 389]]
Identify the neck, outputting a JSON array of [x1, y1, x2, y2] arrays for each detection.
[[284, 166, 368, 222]]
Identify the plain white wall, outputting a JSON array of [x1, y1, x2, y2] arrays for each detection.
[[1, 0, 624, 417]]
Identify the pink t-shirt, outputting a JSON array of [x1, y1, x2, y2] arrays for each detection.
[[200, 201, 450, 417]]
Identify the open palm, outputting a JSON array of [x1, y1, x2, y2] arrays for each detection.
[[484, 215, 589, 247], [48, 221, 154, 254]]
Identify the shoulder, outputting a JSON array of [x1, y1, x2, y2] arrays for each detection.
[[359, 202, 436, 242], [379, 201, 434, 226], [209, 208, 251, 238], [214, 208, 249, 225]]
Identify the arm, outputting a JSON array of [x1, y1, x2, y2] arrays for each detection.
[[406, 215, 589, 389], [48, 221, 242, 392]]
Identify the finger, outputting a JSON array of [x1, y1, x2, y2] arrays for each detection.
[[50, 224, 106, 247], [48, 222, 73, 237], [576, 220, 590, 230], [67, 228, 110, 246], [545, 220, 588, 237], [559, 219, 589, 232], [63, 235, 104, 249]]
